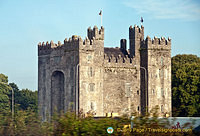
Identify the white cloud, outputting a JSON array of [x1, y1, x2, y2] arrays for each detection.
[[123, 0, 200, 21]]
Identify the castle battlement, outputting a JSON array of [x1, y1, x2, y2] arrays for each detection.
[[104, 54, 135, 65], [129, 25, 144, 39], [87, 26, 104, 40], [38, 26, 105, 56], [142, 35, 171, 50]]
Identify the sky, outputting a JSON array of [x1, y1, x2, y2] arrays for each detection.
[[0, 0, 200, 90]]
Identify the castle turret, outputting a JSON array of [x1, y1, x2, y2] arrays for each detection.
[[120, 39, 127, 51], [87, 26, 104, 41], [129, 25, 144, 58]]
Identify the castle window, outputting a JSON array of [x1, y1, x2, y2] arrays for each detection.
[[159, 69, 164, 78], [161, 105, 164, 113], [90, 67, 93, 77], [161, 69, 164, 78], [91, 102, 94, 110], [137, 90, 139, 95], [125, 83, 131, 97], [161, 88, 164, 97], [87, 55, 92, 63], [161, 57, 164, 66], [89, 83, 95, 92], [138, 106, 140, 111], [152, 89, 155, 95]]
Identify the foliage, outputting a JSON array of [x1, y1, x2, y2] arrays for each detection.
[[0, 109, 52, 136], [0, 73, 8, 83], [172, 54, 200, 117], [0, 109, 197, 136], [0, 73, 11, 113], [0, 75, 38, 114], [51, 107, 196, 136], [14, 88, 38, 112]]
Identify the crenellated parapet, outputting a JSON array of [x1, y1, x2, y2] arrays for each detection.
[[38, 27, 105, 56], [104, 54, 136, 67], [38, 41, 63, 56], [141, 35, 171, 50], [80, 35, 104, 51], [38, 35, 84, 56], [87, 26, 104, 40], [63, 35, 83, 49], [129, 25, 144, 40]]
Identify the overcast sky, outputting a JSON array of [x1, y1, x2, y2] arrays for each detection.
[[0, 0, 200, 90]]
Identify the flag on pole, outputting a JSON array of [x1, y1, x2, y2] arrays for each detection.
[[141, 17, 144, 23], [99, 10, 102, 16], [99, 10, 102, 26]]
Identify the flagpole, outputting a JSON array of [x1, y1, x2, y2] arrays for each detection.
[[101, 14, 102, 26], [99, 10, 102, 27]]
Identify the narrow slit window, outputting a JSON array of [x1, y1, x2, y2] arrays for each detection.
[[161, 105, 164, 113], [90, 67, 93, 77], [161, 88, 164, 97], [91, 102, 94, 110], [161, 57, 164, 66]]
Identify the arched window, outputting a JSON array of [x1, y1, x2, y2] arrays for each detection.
[[51, 71, 65, 115], [89, 83, 95, 92]]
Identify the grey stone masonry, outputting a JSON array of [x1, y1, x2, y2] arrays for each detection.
[[38, 25, 171, 121]]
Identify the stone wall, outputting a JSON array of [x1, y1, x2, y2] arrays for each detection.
[[103, 60, 140, 116]]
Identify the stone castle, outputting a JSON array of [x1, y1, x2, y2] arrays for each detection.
[[38, 25, 171, 121]]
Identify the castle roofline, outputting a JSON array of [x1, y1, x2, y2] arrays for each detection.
[[104, 47, 129, 58]]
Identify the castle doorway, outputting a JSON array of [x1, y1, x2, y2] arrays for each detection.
[[51, 71, 64, 115]]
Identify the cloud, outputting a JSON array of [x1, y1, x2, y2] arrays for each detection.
[[123, 0, 200, 21]]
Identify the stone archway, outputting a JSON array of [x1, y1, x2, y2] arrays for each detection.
[[51, 71, 64, 115]]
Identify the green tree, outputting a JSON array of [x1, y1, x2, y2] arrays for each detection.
[[172, 54, 200, 117], [15, 89, 38, 112], [0, 73, 11, 113], [9, 82, 38, 112]]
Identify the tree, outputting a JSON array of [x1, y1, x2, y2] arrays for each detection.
[[14, 89, 38, 112], [172, 54, 200, 117], [0, 73, 12, 114]]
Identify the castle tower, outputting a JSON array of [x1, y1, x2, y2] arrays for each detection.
[[141, 35, 172, 116], [38, 26, 105, 121], [129, 25, 146, 114], [79, 26, 104, 116], [129, 25, 144, 58]]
